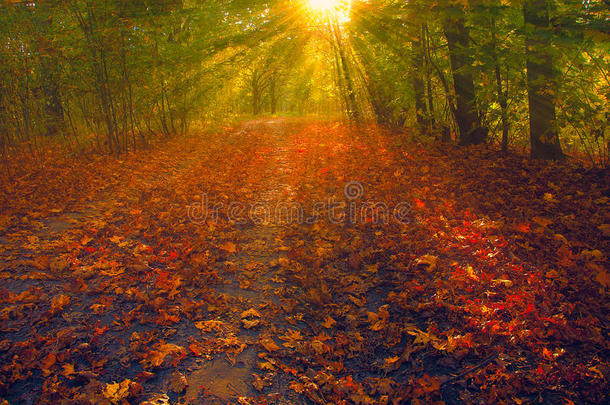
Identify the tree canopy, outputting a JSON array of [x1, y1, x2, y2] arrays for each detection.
[[0, 0, 608, 164]]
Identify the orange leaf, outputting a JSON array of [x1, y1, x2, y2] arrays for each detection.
[[41, 353, 56, 376], [220, 242, 237, 253], [51, 294, 70, 315]]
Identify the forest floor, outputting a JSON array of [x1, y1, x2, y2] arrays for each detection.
[[0, 119, 608, 404]]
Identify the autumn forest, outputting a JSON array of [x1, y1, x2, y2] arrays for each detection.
[[0, 0, 608, 404]]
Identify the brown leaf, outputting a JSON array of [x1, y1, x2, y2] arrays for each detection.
[[168, 371, 188, 393], [30, 256, 49, 271], [595, 269, 609, 288], [348, 253, 362, 270], [252, 373, 268, 391], [260, 337, 280, 352], [141, 344, 185, 369], [414, 255, 438, 272]]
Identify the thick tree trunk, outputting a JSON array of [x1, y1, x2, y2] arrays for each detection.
[[524, 0, 564, 159], [442, 8, 487, 146]]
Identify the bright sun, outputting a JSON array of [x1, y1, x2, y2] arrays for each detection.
[[308, 0, 342, 12], [307, 0, 351, 22]]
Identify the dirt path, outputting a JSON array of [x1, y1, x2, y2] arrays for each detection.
[[185, 119, 299, 402]]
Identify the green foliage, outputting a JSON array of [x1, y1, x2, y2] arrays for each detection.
[[0, 0, 607, 165]]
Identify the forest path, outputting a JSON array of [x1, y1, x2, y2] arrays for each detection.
[[185, 118, 302, 402], [0, 120, 607, 404]]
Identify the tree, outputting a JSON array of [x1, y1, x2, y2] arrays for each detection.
[[441, 1, 488, 145], [524, 0, 564, 159]]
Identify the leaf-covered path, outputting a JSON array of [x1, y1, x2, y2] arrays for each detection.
[[0, 120, 608, 404]]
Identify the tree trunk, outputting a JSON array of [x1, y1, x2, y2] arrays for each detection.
[[38, 9, 64, 137], [491, 14, 510, 152], [411, 24, 427, 131], [270, 75, 278, 115], [442, 6, 487, 145], [524, 0, 564, 159], [423, 24, 435, 133]]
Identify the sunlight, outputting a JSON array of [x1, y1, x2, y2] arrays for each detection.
[[308, 0, 341, 12], [306, 0, 351, 23]]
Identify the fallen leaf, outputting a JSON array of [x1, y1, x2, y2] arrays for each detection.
[[51, 294, 70, 315], [168, 371, 188, 393], [241, 308, 262, 318], [598, 224, 610, 237], [103, 379, 134, 404], [62, 363, 75, 378], [242, 318, 260, 329], [141, 344, 185, 369], [252, 373, 269, 391], [383, 356, 400, 371], [595, 269, 609, 288], [321, 316, 336, 329], [220, 241, 237, 253], [414, 255, 438, 272], [260, 337, 280, 352], [195, 320, 227, 333], [41, 353, 56, 376], [543, 193, 559, 203]]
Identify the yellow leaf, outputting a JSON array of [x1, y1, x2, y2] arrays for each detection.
[[194, 320, 227, 333], [466, 265, 478, 281], [103, 379, 133, 404], [259, 361, 276, 371]]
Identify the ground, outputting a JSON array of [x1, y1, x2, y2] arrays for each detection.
[[0, 120, 608, 404]]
